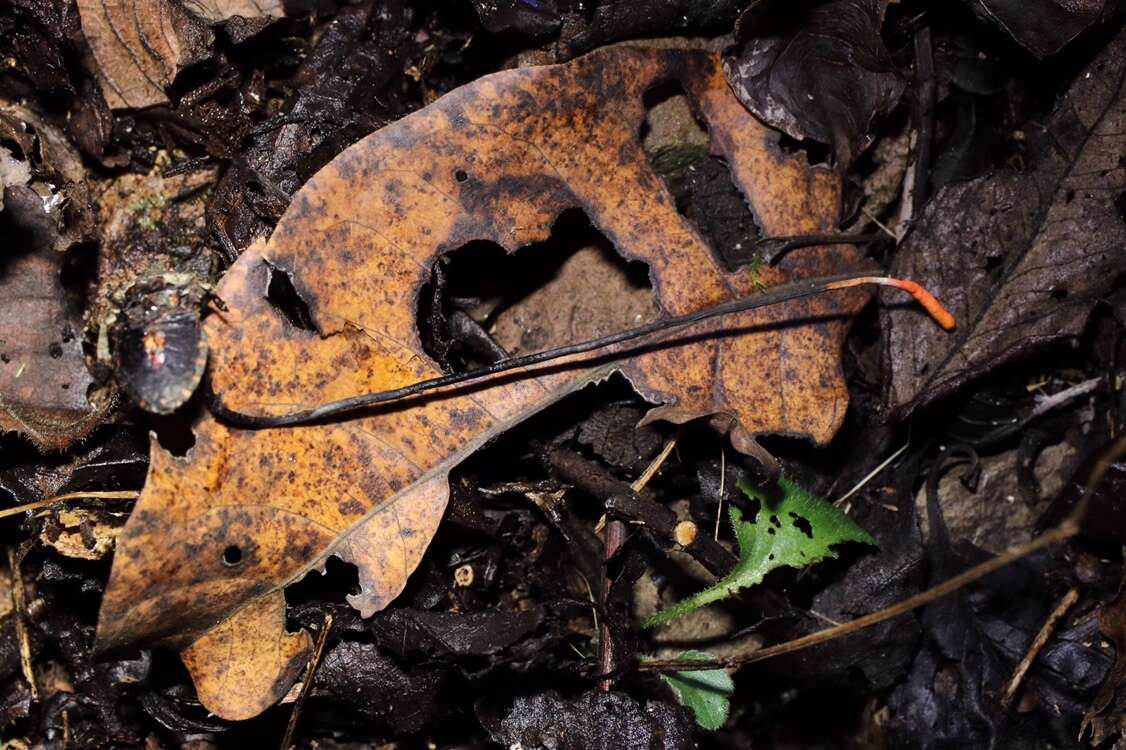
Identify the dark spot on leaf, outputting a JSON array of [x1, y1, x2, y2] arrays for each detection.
[[222, 545, 243, 566]]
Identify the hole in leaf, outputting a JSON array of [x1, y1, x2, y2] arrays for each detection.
[[222, 545, 243, 566], [151, 413, 197, 456], [266, 265, 316, 332], [640, 80, 762, 271], [455, 169, 468, 182], [790, 513, 814, 539], [777, 133, 832, 167], [1051, 287, 1068, 300], [417, 208, 656, 374], [286, 556, 361, 606]]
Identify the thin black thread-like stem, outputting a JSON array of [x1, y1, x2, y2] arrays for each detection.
[[757, 233, 882, 264], [209, 271, 874, 429]]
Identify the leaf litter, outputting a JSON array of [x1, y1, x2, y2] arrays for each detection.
[[1, 0, 1126, 747], [96, 44, 889, 720]]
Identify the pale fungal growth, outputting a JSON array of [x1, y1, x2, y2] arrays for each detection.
[[454, 564, 475, 587], [674, 520, 698, 547]]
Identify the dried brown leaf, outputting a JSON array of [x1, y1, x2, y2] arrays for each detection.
[[881, 28, 1126, 419], [0, 229, 102, 449], [0, 103, 103, 449], [96, 47, 870, 718], [184, 0, 283, 22], [77, 0, 213, 110]]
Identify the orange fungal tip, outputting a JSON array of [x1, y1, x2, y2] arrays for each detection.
[[826, 276, 957, 331]]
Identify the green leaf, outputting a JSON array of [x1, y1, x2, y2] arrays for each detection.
[[643, 476, 875, 628], [660, 650, 734, 730]]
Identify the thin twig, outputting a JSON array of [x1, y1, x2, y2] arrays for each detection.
[[632, 438, 677, 493], [1001, 587, 1079, 709], [209, 273, 954, 429], [280, 612, 334, 750], [7, 548, 37, 701], [635, 434, 1126, 674], [714, 447, 726, 542], [834, 443, 909, 506], [0, 491, 139, 520]]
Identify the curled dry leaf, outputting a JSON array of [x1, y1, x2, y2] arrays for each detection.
[[724, 0, 904, 167], [77, 0, 213, 110], [96, 46, 871, 719], [882, 27, 1126, 419]]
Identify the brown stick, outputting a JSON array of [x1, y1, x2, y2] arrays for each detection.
[[0, 490, 139, 520], [280, 612, 334, 750], [546, 448, 735, 577], [1001, 587, 1079, 709], [598, 518, 626, 692], [8, 547, 38, 701]]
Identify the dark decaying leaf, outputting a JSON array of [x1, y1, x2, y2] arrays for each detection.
[[472, 0, 750, 56], [315, 641, 446, 734], [471, 0, 563, 36], [557, 0, 750, 57], [881, 27, 1126, 420], [968, 0, 1108, 58], [209, 0, 418, 253], [0, 426, 147, 508], [888, 470, 1111, 747], [0, 0, 77, 97], [724, 0, 905, 167], [577, 403, 662, 468], [378, 606, 544, 657], [481, 689, 695, 750]]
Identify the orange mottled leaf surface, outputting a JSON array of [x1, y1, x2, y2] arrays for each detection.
[[95, 46, 870, 719]]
